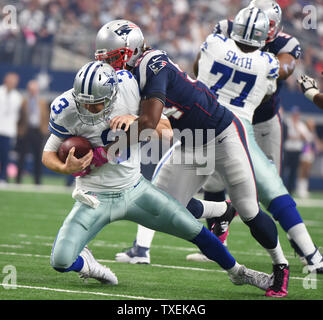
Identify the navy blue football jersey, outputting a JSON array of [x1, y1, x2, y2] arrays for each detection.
[[214, 19, 302, 124], [133, 49, 234, 144]]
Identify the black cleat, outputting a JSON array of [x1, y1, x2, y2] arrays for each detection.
[[211, 201, 238, 244], [265, 264, 289, 298]]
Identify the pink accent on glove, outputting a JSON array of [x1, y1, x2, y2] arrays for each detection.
[[91, 146, 109, 168], [72, 166, 91, 177]]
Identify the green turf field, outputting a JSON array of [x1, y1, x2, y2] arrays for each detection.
[[0, 187, 322, 301]]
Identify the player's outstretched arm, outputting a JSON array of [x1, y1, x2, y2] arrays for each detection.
[[277, 53, 296, 80], [297, 74, 323, 109], [313, 93, 323, 109]]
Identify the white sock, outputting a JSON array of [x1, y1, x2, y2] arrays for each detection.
[[199, 200, 227, 219], [266, 239, 289, 265], [288, 223, 316, 257], [226, 262, 241, 275], [136, 224, 155, 248]]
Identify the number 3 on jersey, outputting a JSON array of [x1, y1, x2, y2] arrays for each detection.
[[210, 61, 256, 108], [52, 98, 69, 114]]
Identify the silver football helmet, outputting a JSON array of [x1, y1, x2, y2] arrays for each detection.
[[73, 61, 118, 125], [95, 19, 145, 69], [249, 0, 282, 42], [231, 7, 269, 48]]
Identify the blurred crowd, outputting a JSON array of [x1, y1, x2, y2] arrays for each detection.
[[0, 0, 322, 82]]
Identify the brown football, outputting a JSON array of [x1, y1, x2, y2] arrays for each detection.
[[58, 136, 92, 162]]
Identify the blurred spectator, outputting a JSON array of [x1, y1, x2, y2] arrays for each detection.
[[0, 72, 22, 184], [296, 118, 321, 198], [283, 106, 311, 193], [16, 0, 45, 65], [15, 80, 49, 185]]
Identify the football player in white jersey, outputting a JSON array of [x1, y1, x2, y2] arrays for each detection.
[[187, 0, 323, 275], [42, 61, 273, 291]]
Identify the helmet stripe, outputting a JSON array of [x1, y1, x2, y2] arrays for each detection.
[[88, 63, 101, 95], [81, 62, 95, 94], [250, 8, 261, 40], [243, 7, 259, 41]]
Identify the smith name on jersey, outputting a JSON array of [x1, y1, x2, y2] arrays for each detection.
[[197, 33, 279, 123], [133, 49, 234, 145], [215, 19, 302, 124], [47, 69, 142, 192]]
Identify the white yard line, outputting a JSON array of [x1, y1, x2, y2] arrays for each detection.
[[0, 283, 164, 300]]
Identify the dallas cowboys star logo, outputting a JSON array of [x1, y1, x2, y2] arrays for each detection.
[[103, 72, 116, 87]]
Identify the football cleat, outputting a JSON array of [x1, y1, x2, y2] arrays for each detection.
[[289, 239, 323, 273], [265, 264, 289, 297], [305, 248, 323, 274], [79, 246, 118, 285], [229, 264, 273, 291], [186, 252, 212, 262], [211, 200, 238, 245], [115, 241, 150, 264]]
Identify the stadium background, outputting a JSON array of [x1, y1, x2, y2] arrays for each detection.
[[1, 0, 323, 189]]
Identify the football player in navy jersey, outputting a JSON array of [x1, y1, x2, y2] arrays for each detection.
[[94, 17, 291, 297], [186, 0, 323, 275]]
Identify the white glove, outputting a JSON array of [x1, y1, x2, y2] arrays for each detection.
[[297, 74, 319, 101]]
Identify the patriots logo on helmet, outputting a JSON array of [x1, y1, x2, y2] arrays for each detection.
[[114, 24, 137, 40], [149, 57, 167, 75]]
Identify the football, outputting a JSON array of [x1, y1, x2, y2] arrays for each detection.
[[58, 136, 92, 162]]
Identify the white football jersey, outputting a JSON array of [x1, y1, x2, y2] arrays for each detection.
[[48, 70, 142, 192], [197, 33, 278, 122]]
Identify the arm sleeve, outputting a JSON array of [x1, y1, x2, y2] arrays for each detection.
[[43, 134, 64, 152]]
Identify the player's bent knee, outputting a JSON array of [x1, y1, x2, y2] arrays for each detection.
[[51, 239, 76, 271], [233, 199, 259, 222]]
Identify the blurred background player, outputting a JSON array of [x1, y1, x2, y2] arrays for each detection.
[[0, 72, 23, 185], [296, 118, 320, 199], [283, 106, 310, 194], [15, 80, 49, 185]]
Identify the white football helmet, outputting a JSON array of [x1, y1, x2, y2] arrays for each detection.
[[73, 61, 118, 125], [95, 19, 145, 69], [231, 7, 270, 48], [249, 0, 282, 42]]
